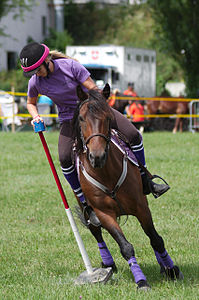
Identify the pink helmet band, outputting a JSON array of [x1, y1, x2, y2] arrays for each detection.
[[21, 44, 49, 72]]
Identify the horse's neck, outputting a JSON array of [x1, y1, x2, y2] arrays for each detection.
[[108, 143, 123, 165]]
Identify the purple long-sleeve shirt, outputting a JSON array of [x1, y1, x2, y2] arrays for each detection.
[[28, 58, 90, 123]]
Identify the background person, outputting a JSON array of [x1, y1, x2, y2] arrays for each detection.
[[123, 82, 138, 97], [126, 100, 145, 133], [123, 82, 139, 116]]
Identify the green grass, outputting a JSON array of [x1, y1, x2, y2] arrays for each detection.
[[0, 131, 199, 299]]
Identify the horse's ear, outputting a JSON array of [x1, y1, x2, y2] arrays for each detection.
[[76, 85, 88, 101], [102, 83, 110, 100]]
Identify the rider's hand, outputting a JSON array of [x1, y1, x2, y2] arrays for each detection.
[[31, 114, 44, 127]]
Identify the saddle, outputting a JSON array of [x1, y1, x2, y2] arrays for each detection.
[[110, 129, 139, 167]]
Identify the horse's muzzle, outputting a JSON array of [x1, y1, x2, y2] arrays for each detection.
[[88, 150, 108, 168]]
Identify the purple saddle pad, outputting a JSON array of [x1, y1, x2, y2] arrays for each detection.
[[111, 130, 138, 166]]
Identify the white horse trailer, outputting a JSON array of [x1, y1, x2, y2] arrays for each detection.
[[66, 45, 156, 97]]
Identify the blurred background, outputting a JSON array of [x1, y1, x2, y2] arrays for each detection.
[[0, 0, 199, 132]]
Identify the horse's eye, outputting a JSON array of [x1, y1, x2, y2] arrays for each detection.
[[79, 115, 84, 122]]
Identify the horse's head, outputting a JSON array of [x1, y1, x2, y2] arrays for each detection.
[[75, 84, 114, 168]]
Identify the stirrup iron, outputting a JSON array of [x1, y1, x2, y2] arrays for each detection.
[[150, 174, 170, 199]]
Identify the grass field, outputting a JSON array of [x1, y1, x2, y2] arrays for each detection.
[[0, 131, 199, 299]]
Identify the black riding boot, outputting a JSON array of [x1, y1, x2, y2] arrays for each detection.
[[142, 173, 170, 198], [82, 202, 101, 227]]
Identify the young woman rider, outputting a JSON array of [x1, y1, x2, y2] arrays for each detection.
[[19, 42, 169, 227]]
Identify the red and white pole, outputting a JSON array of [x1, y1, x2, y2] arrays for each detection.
[[34, 122, 93, 274], [34, 122, 112, 284]]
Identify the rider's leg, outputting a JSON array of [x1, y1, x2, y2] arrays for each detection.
[[58, 121, 100, 226], [111, 108, 170, 197]]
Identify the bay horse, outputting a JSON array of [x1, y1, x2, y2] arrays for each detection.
[[147, 92, 188, 133], [72, 84, 183, 290]]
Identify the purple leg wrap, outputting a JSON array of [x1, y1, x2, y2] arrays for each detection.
[[128, 256, 146, 283], [154, 250, 163, 265], [155, 250, 174, 268], [61, 165, 85, 203], [98, 242, 114, 266]]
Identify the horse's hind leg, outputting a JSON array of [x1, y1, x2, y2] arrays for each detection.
[[172, 118, 179, 133], [179, 118, 183, 132], [88, 224, 117, 272], [136, 201, 183, 280]]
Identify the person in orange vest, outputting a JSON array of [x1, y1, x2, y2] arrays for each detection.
[[123, 82, 138, 97], [127, 101, 145, 123], [123, 82, 139, 116], [126, 100, 145, 133]]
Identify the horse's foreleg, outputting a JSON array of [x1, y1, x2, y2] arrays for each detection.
[[101, 216, 150, 289], [88, 224, 117, 271], [136, 202, 183, 280], [98, 241, 117, 271], [76, 198, 116, 271]]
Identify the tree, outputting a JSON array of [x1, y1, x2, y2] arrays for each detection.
[[64, 1, 115, 45], [98, 3, 184, 95], [147, 0, 199, 97], [0, 0, 34, 35], [63, 2, 183, 95], [43, 29, 73, 53], [0, 0, 34, 18]]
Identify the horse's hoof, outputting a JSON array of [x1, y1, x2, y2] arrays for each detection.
[[137, 280, 151, 291], [162, 265, 184, 281], [160, 263, 165, 275], [173, 265, 184, 280], [101, 262, 118, 273]]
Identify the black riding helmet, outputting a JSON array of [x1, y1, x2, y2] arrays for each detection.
[[20, 42, 50, 77]]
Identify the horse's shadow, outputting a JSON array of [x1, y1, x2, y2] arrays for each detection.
[[107, 262, 199, 286]]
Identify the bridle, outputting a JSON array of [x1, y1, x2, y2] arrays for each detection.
[[79, 99, 111, 154]]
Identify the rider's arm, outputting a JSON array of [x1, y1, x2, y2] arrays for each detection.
[[82, 76, 99, 91], [27, 96, 43, 125], [27, 96, 38, 118]]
